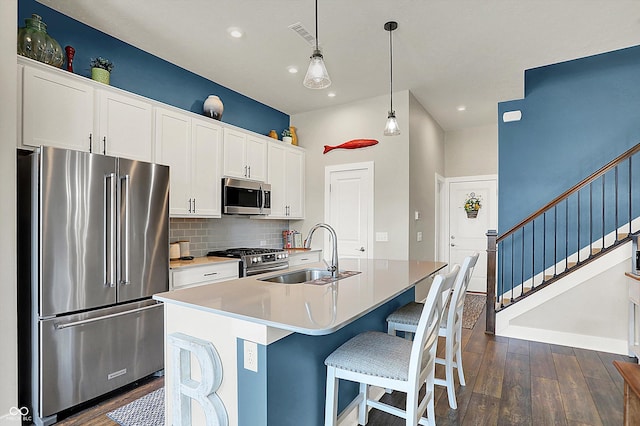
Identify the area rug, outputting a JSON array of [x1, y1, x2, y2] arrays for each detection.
[[462, 293, 486, 329], [107, 387, 164, 426]]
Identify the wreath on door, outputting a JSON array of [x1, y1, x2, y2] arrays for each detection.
[[464, 193, 482, 218]]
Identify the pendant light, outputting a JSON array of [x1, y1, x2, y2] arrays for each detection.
[[383, 21, 400, 136], [303, 0, 331, 89]]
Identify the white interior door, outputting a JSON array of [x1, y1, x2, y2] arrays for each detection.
[[448, 177, 497, 293], [325, 162, 374, 260]]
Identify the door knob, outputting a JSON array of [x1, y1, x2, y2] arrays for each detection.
[[450, 243, 456, 247], [451, 236, 455, 239], [358, 247, 365, 252]]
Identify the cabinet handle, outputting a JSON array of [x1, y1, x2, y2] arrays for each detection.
[[89, 133, 93, 153], [193, 198, 196, 213], [248, 166, 251, 178], [203, 272, 218, 277], [188, 198, 192, 213], [244, 165, 247, 177], [103, 136, 107, 155]]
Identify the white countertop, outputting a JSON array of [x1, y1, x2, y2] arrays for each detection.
[[169, 255, 239, 270], [154, 258, 446, 335]]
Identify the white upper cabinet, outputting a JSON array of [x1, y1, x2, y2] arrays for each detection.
[[267, 141, 305, 219], [20, 58, 152, 161], [191, 117, 222, 217], [155, 107, 222, 218], [96, 89, 153, 162], [22, 63, 94, 152], [223, 128, 267, 181]]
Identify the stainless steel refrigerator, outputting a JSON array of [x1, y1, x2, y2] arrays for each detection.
[[18, 146, 169, 426]]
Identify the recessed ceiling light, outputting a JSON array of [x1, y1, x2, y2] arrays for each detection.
[[227, 27, 244, 38], [457, 105, 467, 112], [327, 92, 336, 98], [287, 66, 299, 74]]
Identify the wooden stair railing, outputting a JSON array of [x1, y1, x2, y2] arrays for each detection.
[[486, 143, 640, 335]]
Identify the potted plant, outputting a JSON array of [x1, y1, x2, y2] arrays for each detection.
[[282, 129, 293, 143], [464, 193, 482, 218], [90, 57, 114, 85]]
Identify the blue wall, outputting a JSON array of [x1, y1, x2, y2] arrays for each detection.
[[498, 45, 640, 234], [497, 45, 640, 293], [18, 0, 289, 136]]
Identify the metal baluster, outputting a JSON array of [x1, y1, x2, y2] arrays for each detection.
[[532, 219, 535, 289], [629, 157, 633, 235], [500, 240, 504, 308], [615, 165, 619, 241], [511, 234, 514, 302], [590, 183, 593, 257], [602, 174, 605, 250], [565, 197, 569, 271], [521, 226, 525, 297], [578, 190, 581, 263], [543, 211, 546, 281], [552, 204, 558, 276]]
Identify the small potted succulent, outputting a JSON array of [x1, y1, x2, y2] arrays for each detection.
[[90, 57, 114, 85], [282, 129, 293, 143]]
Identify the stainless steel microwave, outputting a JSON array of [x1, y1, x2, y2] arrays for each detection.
[[222, 178, 271, 215]]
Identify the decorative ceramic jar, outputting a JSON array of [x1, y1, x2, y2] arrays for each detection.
[[283, 136, 292, 143], [289, 126, 298, 146], [268, 130, 278, 139], [203, 95, 224, 120], [17, 14, 64, 68]]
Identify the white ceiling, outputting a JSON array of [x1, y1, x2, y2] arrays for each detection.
[[39, 0, 640, 132]]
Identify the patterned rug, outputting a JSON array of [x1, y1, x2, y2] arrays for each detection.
[[107, 387, 164, 426], [462, 293, 486, 329]]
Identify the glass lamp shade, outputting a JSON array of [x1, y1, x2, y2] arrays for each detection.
[[384, 111, 400, 136], [303, 49, 331, 89]]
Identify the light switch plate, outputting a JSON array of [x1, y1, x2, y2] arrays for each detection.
[[417, 231, 423, 242], [376, 232, 388, 242]]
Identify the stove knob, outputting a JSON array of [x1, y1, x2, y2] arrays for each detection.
[[253, 257, 260, 263]]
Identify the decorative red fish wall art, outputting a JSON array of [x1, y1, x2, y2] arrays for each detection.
[[323, 139, 379, 154]]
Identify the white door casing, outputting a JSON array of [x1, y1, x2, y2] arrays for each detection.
[[443, 176, 497, 293], [324, 162, 374, 260]]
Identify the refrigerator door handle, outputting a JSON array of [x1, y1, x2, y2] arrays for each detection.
[[54, 304, 159, 329], [119, 174, 131, 286], [105, 172, 117, 287]]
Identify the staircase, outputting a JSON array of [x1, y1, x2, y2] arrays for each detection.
[[485, 143, 640, 338]]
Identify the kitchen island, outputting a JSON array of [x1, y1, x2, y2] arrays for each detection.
[[153, 258, 446, 426]]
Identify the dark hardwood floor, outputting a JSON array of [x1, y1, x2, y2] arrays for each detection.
[[56, 306, 634, 425]]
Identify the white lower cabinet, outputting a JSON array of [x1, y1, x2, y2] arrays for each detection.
[[155, 107, 222, 217], [288, 250, 321, 267], [267, 141, 305, 219], [170, 261, 239, 291]]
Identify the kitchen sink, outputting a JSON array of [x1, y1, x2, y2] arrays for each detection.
[[258, 268, 360, 284]]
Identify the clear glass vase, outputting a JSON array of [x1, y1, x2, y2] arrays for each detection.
[[17, 14, 64, 68]]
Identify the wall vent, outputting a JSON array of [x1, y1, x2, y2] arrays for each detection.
[[289, 22, 316, 47]]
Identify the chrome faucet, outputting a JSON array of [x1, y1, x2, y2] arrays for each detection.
[[304, 223, 339, 278]]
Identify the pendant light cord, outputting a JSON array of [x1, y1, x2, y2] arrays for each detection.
[[315, 0, 319, 51], [389, 25, 393, 112]]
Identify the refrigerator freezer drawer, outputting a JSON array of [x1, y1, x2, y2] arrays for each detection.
[[39, 300, 164, 417]]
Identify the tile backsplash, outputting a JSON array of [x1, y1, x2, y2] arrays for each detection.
[[169, 217, 290, 258]]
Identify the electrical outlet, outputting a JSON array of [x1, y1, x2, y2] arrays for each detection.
[[417, 231, 423, 242], [244, 340, 258, 372]]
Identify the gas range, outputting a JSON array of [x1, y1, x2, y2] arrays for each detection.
[[207, 247, 289, 277]]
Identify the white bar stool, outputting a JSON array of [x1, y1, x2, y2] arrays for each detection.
[[323, 266, 459, 426], [386, 253, 479, 409]]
